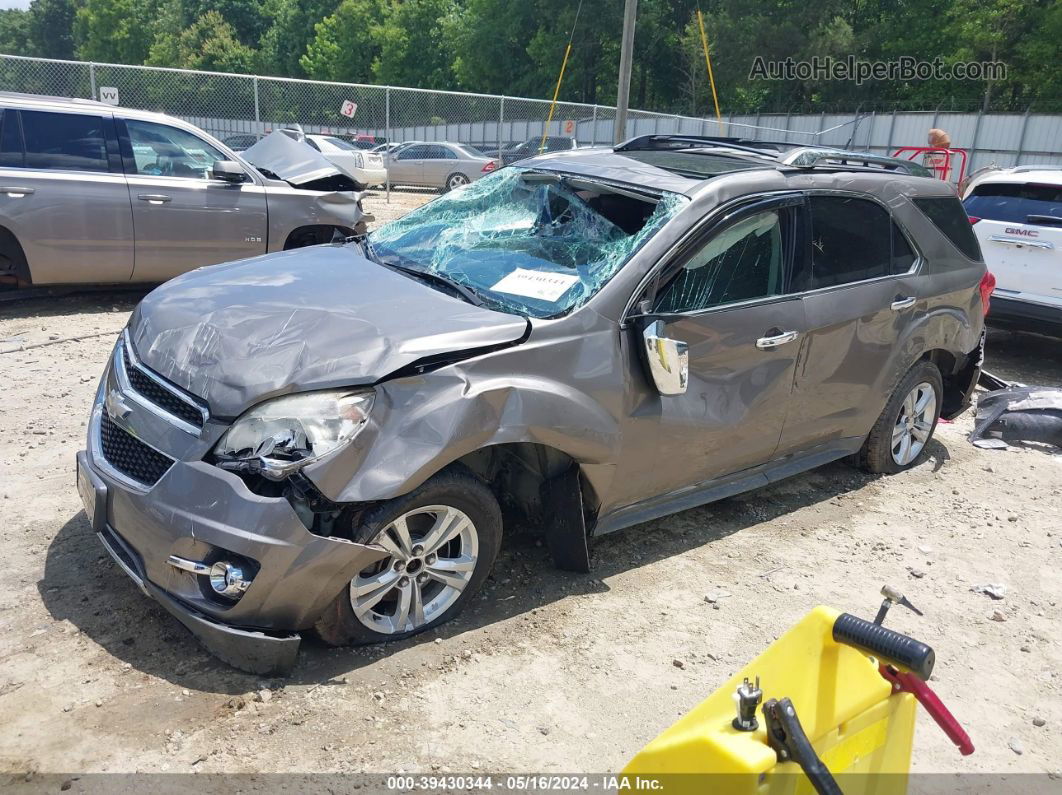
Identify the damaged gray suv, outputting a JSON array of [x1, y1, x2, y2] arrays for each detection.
[[77, 135, 989, 674]]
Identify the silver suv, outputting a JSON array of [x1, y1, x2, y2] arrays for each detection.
[[0, 93, 368, 287], [77, 135, 989, 674]]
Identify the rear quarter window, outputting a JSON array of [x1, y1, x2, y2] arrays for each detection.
[[963, 181, 1062, 225], [911, 196, 982, 261]]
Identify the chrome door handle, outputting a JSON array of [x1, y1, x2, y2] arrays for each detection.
[[891, 296, 916, 311], [0, 186, 34, 197], [756, 330, 799, 349], [138, 194, 172, 204]]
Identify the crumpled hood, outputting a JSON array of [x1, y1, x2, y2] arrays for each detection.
[[244, 131, 355, 187], [128, 245, 529, 418]]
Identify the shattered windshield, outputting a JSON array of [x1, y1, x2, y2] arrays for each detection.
[[367, 167, 687, 318]]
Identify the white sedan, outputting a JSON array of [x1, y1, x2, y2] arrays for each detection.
[[305, 134, 388, 188]]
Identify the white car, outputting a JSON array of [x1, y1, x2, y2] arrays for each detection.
[[303, 133, 388, 188], [963, 166, 1062, 335]]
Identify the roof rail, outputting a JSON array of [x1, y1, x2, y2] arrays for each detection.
[[614, 134, 784, 158], [780, 147, 930, 176], [1009, 164, 1062, 173]]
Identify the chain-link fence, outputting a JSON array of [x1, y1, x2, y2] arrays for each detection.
[[0, 52, 708, 153], [2, 53, 1061, 178]]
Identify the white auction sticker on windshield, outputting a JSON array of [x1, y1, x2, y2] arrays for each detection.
[[491, 268, 579, 302]]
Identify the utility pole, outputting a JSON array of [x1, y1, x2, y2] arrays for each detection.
[[614, 0, 637, 143]]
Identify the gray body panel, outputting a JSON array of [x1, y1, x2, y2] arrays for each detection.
[[0, 93, 366, 285], [79, 151, 985, 672]]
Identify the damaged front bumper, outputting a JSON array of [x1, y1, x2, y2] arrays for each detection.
[[76, 400, 387, 674]]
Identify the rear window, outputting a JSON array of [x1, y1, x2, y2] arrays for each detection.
[[912, 196, 982, 261], [963, 181, 1062, 225], [21, 110, 109, 173]]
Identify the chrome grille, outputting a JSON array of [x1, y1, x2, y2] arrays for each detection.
[[98, 413, 174, 487], [120, 336, 206, 431]]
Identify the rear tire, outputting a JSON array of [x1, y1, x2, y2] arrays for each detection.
[[314, 466, 502, 646], [857, 361, 943, 474], [444, 172, 470, 192]]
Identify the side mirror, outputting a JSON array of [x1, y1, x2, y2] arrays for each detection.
[[212, 160, 246, 183], [642, 320, 689, 396]]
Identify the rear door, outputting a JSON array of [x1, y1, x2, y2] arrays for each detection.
[[120, 118, 268, 282], [777, 193, 921, 454], [421, 144, 458, 187], [0, 107, 133, 284], [624, 195, 807, 500], [964, 180, 1062, 307]]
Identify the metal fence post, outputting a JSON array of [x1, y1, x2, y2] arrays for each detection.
[[590, 104, 597, 146], [885, 108, 898, 156], [1014, 105, 1032, 166], [968, 107, 985, 174], [253, 76, 260, 126], [88, 62, 96, 100], [385, 86, 391, 204], [498, 96, 505, 160]]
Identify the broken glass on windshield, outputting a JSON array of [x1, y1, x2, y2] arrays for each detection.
[[368, 167, 687, 318]]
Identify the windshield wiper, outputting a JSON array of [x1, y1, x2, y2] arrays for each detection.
[[361, 241, 485, 307]]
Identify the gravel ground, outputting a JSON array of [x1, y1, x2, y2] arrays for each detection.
[[0, 189, 1059, 780]]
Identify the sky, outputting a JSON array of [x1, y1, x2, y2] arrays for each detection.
[[0, 0, 31, 9]]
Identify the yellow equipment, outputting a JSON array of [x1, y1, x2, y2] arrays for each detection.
[[623, 603, 958, 794]]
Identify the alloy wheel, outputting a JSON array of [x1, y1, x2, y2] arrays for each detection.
[[891, 381, 937, 466], [350, 505, 479, 634], [448, 174, 469, 190]]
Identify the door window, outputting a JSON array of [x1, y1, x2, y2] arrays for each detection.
[[397, 144, 428, 160], [654, 209, 786, 313], [891, 223, 917, 274], [125, 119, 227, 180], [808, 196, 893, 288], [20, 110, 109, 173], [0, 109, 24, 168], [423, 145, 456, 160]]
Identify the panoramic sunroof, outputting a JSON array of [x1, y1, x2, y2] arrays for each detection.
[[620, 149, 774, 179]]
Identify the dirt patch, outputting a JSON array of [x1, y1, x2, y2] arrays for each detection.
[[0, 217, 1059, 777]]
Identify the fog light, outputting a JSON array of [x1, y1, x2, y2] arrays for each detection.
[[209, 561, 251, 598]]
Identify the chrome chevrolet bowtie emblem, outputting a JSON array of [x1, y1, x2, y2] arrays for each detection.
[[105, 388, 133, 420]]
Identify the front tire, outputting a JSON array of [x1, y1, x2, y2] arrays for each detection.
[[315, 466, 502, 646], [857, 361, 943, 474]]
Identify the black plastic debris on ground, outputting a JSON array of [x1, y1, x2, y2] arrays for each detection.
[[969, 382, 1062, 450]]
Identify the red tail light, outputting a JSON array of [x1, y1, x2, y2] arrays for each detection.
[[979, 271, 996, 315], [482, 161, 497, 173], [968, 216, 981, 225]]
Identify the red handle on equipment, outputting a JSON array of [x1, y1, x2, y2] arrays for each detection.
[[880, 664, 974, 756]]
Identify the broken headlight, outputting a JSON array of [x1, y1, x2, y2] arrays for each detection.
[[213, 389, 374, 480]]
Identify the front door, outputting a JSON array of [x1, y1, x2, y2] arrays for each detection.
[[623, 197, 807, 502], [387, 144, 427, 187], [120, 118, 268, 282], [777, 193, 921, 453]]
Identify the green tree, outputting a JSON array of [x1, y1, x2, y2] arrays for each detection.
[[373, 0, 458, 89], [147, 9, 256, 71], [0, 9, 31, 55], [300, 0, 389, 82], [28, 0, 76, 59], [258, 0, 342, 76], [75, 0, 157, 64]]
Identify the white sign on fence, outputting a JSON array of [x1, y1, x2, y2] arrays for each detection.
[[99, 87, 119, 105], [340, 100, 357, 118]]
